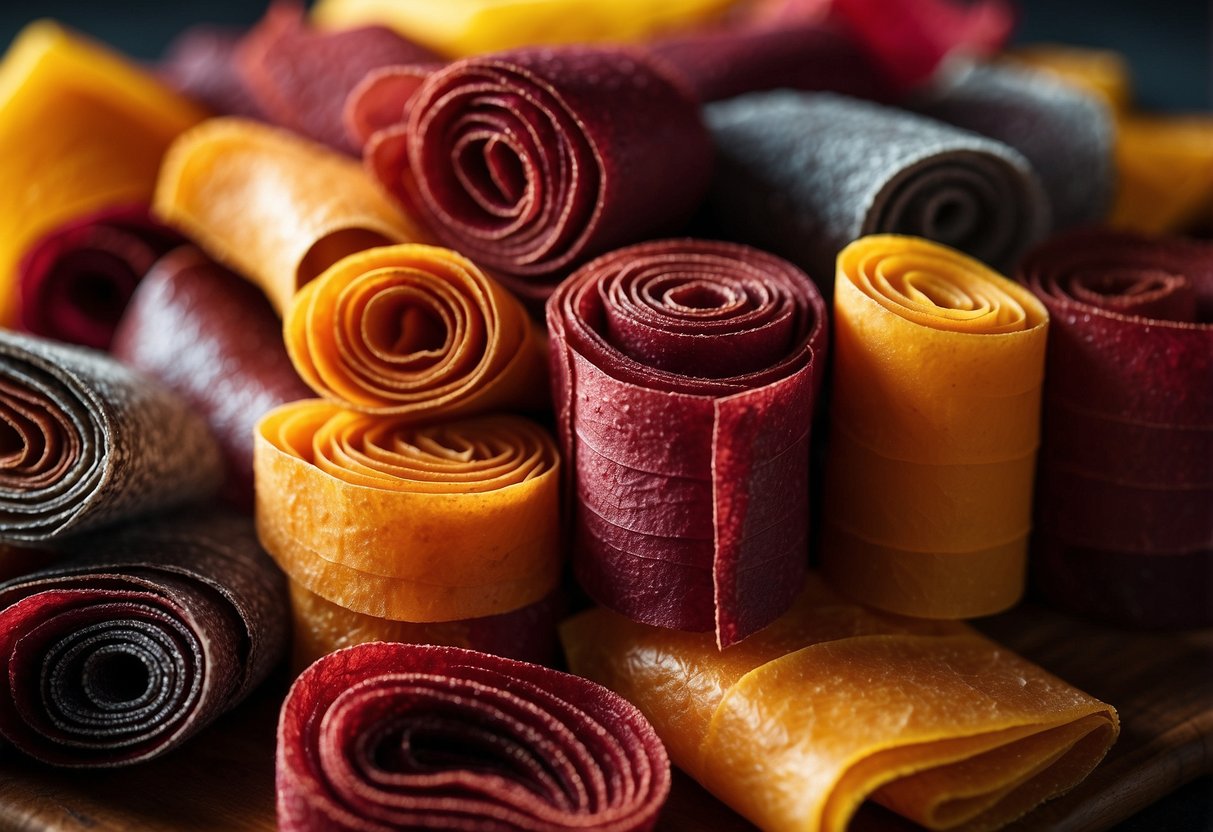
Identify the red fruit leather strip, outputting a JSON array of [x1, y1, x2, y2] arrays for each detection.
[[0, 510, 288, 766], [112, 246, 311, 510], [277, 642, 670, 832], [18, 204, 182, 350], [547, 239, 827, 647], [158, 25, 263, 118], [236, 2, 439, 155], [646, 20, 895, 104], [353, 47, 714, 302]]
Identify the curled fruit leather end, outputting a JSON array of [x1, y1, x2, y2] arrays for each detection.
[[706, 91, 1048, 290], [157, 24, 264, 118], [18, 205, 182, 350], [0, 331, 222, 542], [284, 244, 548, 417], [822, 235, 1048, 619], [351, 46, 714, 301], [235, 2, 440, 155], [547, 239, 827, 647], [277, 642, 670, 832], [112, 246, 312, 510], [0, 511, 288, 767], [1018, 229, 1213, 629], [563, 574, 1118, 832]]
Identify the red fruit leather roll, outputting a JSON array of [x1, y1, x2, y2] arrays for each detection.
[[350, 47, 713, 302], [547, 239, 827, 647], [277, 643, 670, 832], [158, 24, 263, 118], [112, 246, 312, 510], [0, 511, 287, 767], [18, 204, 182, 350], [1018, 228, 1213, 628], [236, 2, 439, 155]]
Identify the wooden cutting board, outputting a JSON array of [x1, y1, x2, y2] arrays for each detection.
[[1, 603, 1210, 832]]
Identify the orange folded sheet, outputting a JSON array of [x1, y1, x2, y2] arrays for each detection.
[[154, 118, 421, 313], [285, 244, 548, 416], [0, 21, 207, 326], [254, 400, 560, 623], [563, 575, 1119, 832], [822, 235, 1048, 618]]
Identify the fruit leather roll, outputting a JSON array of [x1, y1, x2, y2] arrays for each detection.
[[158, 25, 264, 117], [0, 331, 222, 542], [154, 118, 422, 314], [284, 244, 547, 417], [254, 402, 561, 630], [547, 240, 827, 647], [112, 246, 312, 509], [278, 643, 670, 832], [0, 511, 287, 767], [1018, 229, 1213, 628], [821, 235, 1048, 619], [348, 46, 713, 302], [0, 21, 207, 327], [563, 574, 1119, 832], [18, 205, 182, 350], [705, 90, 1048, 289], [911, 61, 1115, 231]]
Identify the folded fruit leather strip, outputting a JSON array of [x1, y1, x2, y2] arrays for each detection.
[[277, 642, 669, 832], [158, 24, 264, 118], [0, 21, 206, 328], [705, 90, 1048, 291], [0, 510, 287, 767], [563, 574, 1119, 832], [18, 205, 182, 351], [547, 239, 827, 648], [911, 61, 1115, 231], [0, 331, 221, 542], [112, 246, 312, 510], [154, 118, 421, 314], [1018, 229, 1213, 628], [351, 46, 713, 302]]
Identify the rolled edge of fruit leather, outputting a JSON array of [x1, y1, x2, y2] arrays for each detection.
[[705, 90, 1049, 291], [821, 235, 1048, 619], [546, 239, 827, 647], [18, 204, 182, 350], [1018, 228, 1213, 628], [0, 510, 287, 767], [562, 574, 1119, 832], [277, 642, 670, 832], [254, 400, 560, 623], [0, 330, 222, 542], [284, 244, 548, 417], [154, 117, 422, 314], [112, 246, 313, 510], [349, 45, 714, 302], [311, 0, 734, 58], [0, 20, 207, 327]]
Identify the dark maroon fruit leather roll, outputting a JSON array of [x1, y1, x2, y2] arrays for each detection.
[[350, 47, 714, 302], [18, 205, 182, 350], [158, 24, 264, 118], [112, 246, 312, 509], [547, 239, 827, 647], [277, 643, 670, 832], [0, 330, 222, 541], [1018, 228, 1213, 629], [0, 510, 287, 767]]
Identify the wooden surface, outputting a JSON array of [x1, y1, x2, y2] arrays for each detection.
[[1, 604, 1210, 832]]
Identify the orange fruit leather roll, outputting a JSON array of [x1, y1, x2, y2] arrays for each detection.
[[285, 244, 548, 416], [254, 400, 561, 624], [562, 574, 1119, 832], [0, 21, 207, 326], [154, 118, 422, 314], [821, 235, 1048, 618]]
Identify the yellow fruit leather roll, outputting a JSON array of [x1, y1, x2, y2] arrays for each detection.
[[563, 575, 1119, 832], [822, 235, 1048, 618], [154, 118, 421, 313], [0, 21, 206, 326]]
